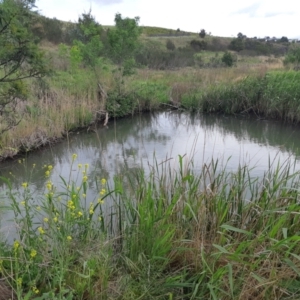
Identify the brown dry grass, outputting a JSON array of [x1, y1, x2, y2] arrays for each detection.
[[0, 280, 15, 300]]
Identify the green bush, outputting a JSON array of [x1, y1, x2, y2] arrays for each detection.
[[222, 51, 234, 67], [284, 46, 300, 67], [166, 39, 176, 51], [106, 91, 137, 117]]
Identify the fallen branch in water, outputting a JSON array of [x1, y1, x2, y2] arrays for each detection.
[[104, 112, 109, 126]]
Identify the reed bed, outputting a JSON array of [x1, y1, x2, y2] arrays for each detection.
[[197, 70, 300, 122], [1, 155, 300, 299]]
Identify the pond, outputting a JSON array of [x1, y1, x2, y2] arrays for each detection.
[[1, 111, 300, 240]]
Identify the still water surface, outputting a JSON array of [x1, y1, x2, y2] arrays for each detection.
[[1, 111, 300, 237]]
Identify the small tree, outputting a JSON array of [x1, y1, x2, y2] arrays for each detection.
[[280, 36, 289, 43], [107, 13, 141, 80], [199, 29, 206, 38], [237, 32, 246, 39], [107, 14, 141, 69]]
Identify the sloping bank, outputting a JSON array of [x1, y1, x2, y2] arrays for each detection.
[[1, 70, 299, 161]]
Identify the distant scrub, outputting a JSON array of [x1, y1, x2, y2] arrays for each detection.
[[229, 37, 289, 56], [135, 44, 195, 69], [32, 16, 65, 44], [141, 26, 191, 36]]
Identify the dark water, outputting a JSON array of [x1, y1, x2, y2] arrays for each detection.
[[1, 111, 300, 239]]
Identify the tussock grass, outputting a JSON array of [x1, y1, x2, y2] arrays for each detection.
[[1, 154, 300, 298]]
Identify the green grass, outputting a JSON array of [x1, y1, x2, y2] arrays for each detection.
[[1, 154, 300, 299], [196, 70, 300, 123], [140, 26, 193, 36]]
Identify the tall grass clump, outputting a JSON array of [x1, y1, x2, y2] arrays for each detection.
[[109, 156, 300, 299], [197, 70, 300, 123], [2, 154, 300, 298]]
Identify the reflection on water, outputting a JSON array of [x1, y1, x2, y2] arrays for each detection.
[[1, 111, 300, 216]]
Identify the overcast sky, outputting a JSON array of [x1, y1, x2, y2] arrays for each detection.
[[36, 0, 300, 39]]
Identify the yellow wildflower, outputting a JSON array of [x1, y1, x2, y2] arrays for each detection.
[[53, 216, 58, 223], [98, 216, 102, 221], [100, 188, 106, 195], [32, 286, 39, 294], [67, 236, 72, 241], [101, 178, 106, 185], [78, 211, 83, 217], [47, 165, 53, 171], [43, 217, 49, 223], [67, 200, 75, 210], [36, 206, 41, 211], [20, 201, 26, 206], [13, 240, 20, 251], [82, 193, 86, 198], [38, 227, 45, 235], [16, 278, 22, 287], [21, 182, 28, 188], [97, 198, 104, 204], [45, 170, 50, 177], [46, 181, 52, 191], [30, 249, 37, 258], [33, 163, 36, 168], [78, 164, 82, 169], [83, 175, 88, 182], [84, 163, 89, 169], [72, 154, 77, 161]]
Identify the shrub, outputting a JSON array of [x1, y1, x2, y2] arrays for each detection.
[[166, 39, 176, 51], [222, 51, 234, 67], [190, 39, 207, 51]]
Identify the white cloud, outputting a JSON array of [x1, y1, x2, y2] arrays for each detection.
[[35, 0, 300, 38], [92, 0, 123, 5]]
